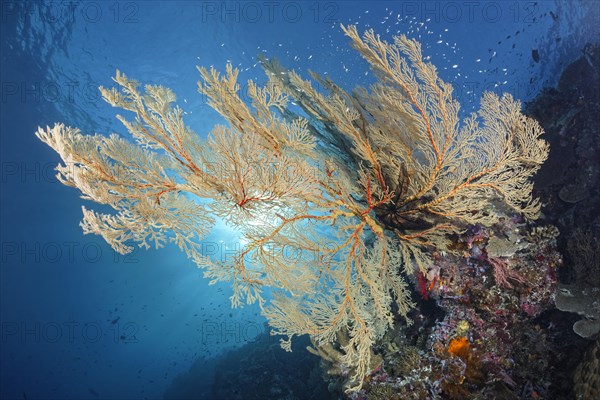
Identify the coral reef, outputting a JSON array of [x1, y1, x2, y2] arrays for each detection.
[[342, 221, 561, 399], [164, 330, 332, 400], [37, 25, 548, 393], [337, 40, 600, 400], [567, 228, 600, 287], [574, 337, 600, 399], [307, 329, 383, 391], [555, 284, 600, 338], [526, 43, 600, 287], [166, 38, 600, 400], [526, 41, 600, 397]]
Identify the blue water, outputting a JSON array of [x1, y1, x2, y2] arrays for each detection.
[[1, 1, 599, 399]]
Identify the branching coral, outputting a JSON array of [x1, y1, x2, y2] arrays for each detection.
[[36, 24, 548, 391]]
